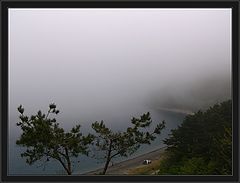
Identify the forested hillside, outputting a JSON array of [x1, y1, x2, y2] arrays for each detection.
[[159, 100, 232, 175]]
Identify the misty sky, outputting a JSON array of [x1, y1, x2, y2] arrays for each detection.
[[9, 8, 231, 133]]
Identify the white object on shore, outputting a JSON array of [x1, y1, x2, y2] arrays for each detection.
[[143, 159, 151, 165]]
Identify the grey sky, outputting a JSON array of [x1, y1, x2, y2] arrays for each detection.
[[9, 8, 231, 132]]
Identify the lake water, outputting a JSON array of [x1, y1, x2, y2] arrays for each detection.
[[8, 108, 186, 175]]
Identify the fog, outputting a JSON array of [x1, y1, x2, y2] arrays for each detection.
[[9, 8, 231, 134]]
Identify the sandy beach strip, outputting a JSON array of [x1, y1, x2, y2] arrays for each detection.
[[84, 146, 167, 175]]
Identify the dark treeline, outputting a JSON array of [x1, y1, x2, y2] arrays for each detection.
[[158, 100, 232, 175]]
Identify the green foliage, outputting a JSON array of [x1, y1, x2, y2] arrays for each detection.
[[158, 100, 232, 175], [16, 103, 94, 175], [91, 112, 165, 174]]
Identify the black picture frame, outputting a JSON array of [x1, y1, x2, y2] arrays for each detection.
[[1, 0, 239, 182]]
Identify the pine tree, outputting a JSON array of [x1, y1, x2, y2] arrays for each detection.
[[16, 104, 94, 175], [91, 112, 165, 174]]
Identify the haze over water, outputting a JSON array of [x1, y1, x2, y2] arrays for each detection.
[[8, 8, 231, 175]]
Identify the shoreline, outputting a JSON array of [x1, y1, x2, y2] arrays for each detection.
[[83, 146, 167, 175], [157, 107, 194, 115]]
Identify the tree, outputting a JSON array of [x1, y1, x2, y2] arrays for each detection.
[[159, 100, 232, 175], [91, 112, 165, 174], [16, 104, 94, 175]]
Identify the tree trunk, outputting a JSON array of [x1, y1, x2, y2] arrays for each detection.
[[102, 140, 113, 175], [57, 157, 72, 175], [66, 167, 72, 175], [102, 158, 111, 174], [65, 147, 72, 175]]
